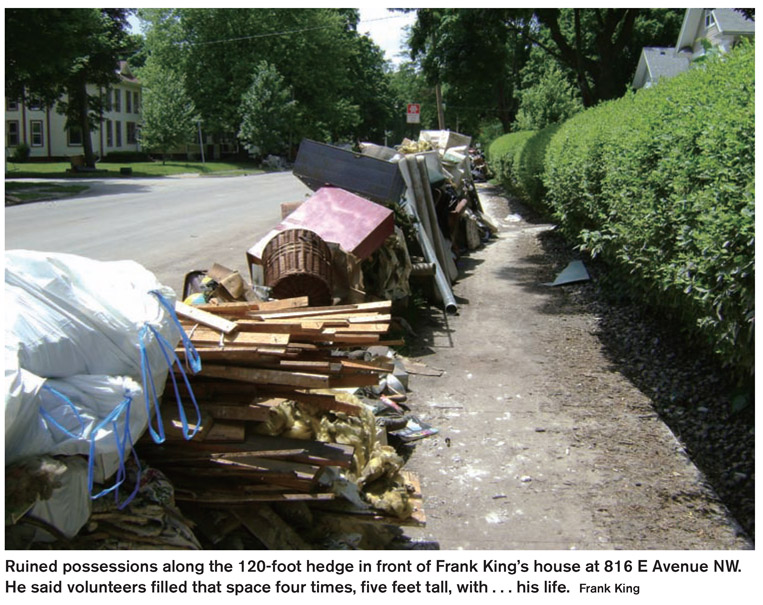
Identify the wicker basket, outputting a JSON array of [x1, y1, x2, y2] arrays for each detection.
[[262, 229, 333, 306]]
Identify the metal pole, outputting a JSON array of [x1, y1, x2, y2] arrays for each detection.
[[197, 120, 205, 163]]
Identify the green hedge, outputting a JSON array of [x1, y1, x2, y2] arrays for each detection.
[[543, 42, 755, 377], [488, 126, 560, 213], [488, 130, 533, 198]]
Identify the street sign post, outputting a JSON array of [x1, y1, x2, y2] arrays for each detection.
[[406, 103, 421, 124]]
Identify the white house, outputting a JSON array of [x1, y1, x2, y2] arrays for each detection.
[[632, 8, 755, 89], [5, 61, 142, 160]]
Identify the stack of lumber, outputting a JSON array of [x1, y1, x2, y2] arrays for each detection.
[[138, 296, 407, 511]]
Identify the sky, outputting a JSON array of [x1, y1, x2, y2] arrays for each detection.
[[356, 8, 417, 66], [128, 8, 417, 67]]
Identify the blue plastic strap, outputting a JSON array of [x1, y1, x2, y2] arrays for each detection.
[[138, 326, 202, 444], [87, 393, 142, 509], [139, 323, 166, 444], [149, 290, 202, 374], [38, 385, 87, 439]]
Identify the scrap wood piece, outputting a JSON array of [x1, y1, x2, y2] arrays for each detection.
[[192, 296, 310, 316], [203, 420, 246, 442], [177, 346, 290, 364], [328, 374, 381, 389], [248, 300, 392, 321], [213, 455, 321, 481], [160, 406, 213, 442], [198, 364, 331, 389], [197, 403, 271, 423], [175, 301, 238, 334], [235, 320, 329, 333], [175, 490, 335, 505], [151, 433, 355, 468], [258, 387, 363, 417], [278, 360, 343, 373], [232, 504, 312, 550], [340, 358, 396, 373], [186, 327, 290, 347]]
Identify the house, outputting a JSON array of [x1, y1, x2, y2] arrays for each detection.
[[5, 61, 142, 160], [632, 8, 755, 89]]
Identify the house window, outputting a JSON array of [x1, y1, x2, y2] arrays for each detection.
[[68, 126, 83, 146], [113, 89, 121, 112], [28, 97, 42, 111], [115, 120, 122, 147], [126, 121, 137, 144], [30, 120, 43, 147], [7, 99, 19, 111], [106, 120, 113, 147], [126, 90, 132, 113], [705, 11, 716, 29], [133, 91, 140, 113], [6, 120, 20, 146], [104, 88, 112, 111]]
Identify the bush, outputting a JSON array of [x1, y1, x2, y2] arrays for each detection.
[[514, 63, 583, 131], [544, 42, 755, 377], [11, 143, 30, 163], [487, 130, 534, 197], [487, 125, 559, 213]]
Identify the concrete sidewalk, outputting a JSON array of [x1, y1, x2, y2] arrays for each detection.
[[401, 184, 750, 550]]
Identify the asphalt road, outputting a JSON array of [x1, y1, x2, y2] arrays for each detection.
[[4, 172, 313, 295]]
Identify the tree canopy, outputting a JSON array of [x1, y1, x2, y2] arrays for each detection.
[[138, 8, 397, 154], [6, 8, 136, 166]]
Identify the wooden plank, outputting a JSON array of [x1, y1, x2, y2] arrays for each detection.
[[234, 320, 327, 334], [175, 491, 335, 504], [187, 327, 290, 347], [249, 301, 391, 321], [203, 421, 246, 442], [145, 433, 355, 467], [278, 360, 342, 373], [334, 323, 389, 333], [255, 297, 310, 311], [197, 403, 271, 422], [198, 364, 331, 389], [160, 406, 214, 442], [175, 301, 238, 334], [297, 333, 381, 345], [347, 314, 392, 324], [328, 374, 381, 388], [214, 455, 321, 480], [233, 504, 312, 550], [258, 388, 363, 417], [340, 358, 395, 373]]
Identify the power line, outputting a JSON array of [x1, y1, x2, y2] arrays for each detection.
[[177, 13, 412, 47]]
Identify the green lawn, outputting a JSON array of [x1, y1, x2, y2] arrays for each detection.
[[5, 160, 264, 179], [5, 181, 90, 204]]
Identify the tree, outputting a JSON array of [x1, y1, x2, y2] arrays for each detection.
[[238, 61, 296, 157], [137, 59, 199, 162], [138, 9, 395, 151], [514, 52, 583, 131], [406, 9, 534, 133], [6, 9, 135, 167], [530, 9, 683, 106]]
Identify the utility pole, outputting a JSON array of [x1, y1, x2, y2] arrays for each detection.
[[435, 82, 445, 130], [197, 119, 205, 163]]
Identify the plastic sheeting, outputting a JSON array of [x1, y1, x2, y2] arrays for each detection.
[[4, 250, 200, 537]]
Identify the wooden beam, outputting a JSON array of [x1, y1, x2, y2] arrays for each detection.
[[198, 364, 331, 389], [175, 301, 238, 334]]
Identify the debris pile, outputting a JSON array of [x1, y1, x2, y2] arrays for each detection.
[[6, 129, 490, 550]]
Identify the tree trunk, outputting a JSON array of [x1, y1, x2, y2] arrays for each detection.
[[75, 79, 96, 168]]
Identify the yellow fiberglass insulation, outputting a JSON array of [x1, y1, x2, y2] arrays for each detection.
[[254, 393, 411, 518]]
